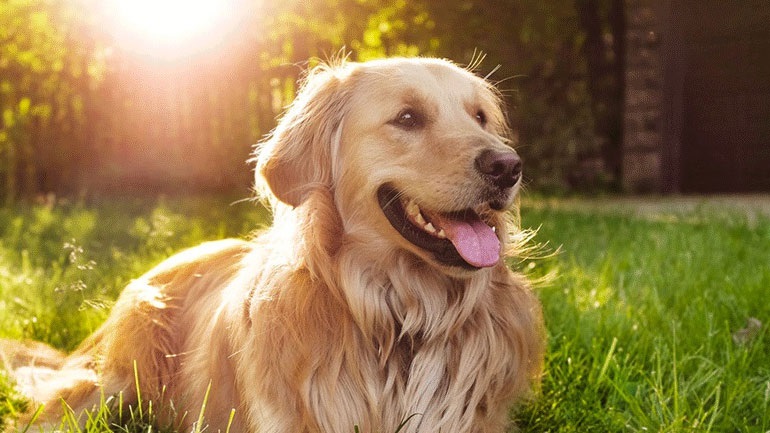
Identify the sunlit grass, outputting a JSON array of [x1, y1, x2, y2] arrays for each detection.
[[0, 196, 267, 349], [1, 196, 768, 432], [515, 203, 770, 432]]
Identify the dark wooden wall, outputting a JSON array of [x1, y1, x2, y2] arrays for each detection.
[[674, 0, 770, 192]]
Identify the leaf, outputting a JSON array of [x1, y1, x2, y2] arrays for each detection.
[[3, 108, 14, 128], [18, 97, 31, 116]]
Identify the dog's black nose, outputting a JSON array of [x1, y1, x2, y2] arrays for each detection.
[[474, 149, 522, 189]]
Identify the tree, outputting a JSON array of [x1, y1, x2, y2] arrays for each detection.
[[0, 0, 103, 203], [0, 0, 628, 200]]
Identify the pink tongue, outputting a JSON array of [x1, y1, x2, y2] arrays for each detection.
[[431, 212, 500, 268]]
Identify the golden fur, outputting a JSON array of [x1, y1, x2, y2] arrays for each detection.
[[2, 57, 544, 433]]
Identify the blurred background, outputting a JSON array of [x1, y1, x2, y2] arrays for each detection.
[[1, 5, 769, 429], [0, 0, 768, 203]]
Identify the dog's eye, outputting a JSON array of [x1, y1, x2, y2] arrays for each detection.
[[392, 109, 424, 130], [475, 110, 487, 127]]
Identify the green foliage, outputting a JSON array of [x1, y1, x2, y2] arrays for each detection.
[[0, 0, 623, 202], [0, 0, 104, 203]]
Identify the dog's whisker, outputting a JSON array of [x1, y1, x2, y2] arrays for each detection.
[[483, 64, 502, 81]]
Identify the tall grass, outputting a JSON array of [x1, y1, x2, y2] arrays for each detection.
[[1, 196, 768, 432]]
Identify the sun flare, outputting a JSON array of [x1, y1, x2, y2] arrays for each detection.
[[106, 0, 235, 59]]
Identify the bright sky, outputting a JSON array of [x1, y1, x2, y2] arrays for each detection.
[[104, 0, 237, 60]]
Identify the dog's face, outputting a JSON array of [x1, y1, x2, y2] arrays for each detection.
[[257, 58, 522, 273]]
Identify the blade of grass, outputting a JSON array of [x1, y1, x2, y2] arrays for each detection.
[[192, 381, 212, 433], [597, 337, 617, 383], [18, 404, 45, 433], [225, 408, 236, 433], [134, 360, 143, 419]]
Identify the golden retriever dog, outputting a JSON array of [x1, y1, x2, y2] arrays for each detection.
[[2, 57, 544, 433]]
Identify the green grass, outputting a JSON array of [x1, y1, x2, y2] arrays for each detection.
[[1, 196, 769, 432], [515, 201, 770, 432], [0, 196, 268, 350]]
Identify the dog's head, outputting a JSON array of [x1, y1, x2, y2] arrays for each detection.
[[256, 58, 522, 273]]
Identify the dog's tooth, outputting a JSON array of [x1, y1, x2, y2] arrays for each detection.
[[406, 200, 420, 217], [492, 226, 497, 233], [437, 229, 446, 239], [424, 222, 436, 234], [415, 213, 427, 226]]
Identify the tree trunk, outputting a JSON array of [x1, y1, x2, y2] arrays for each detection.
[[576, 0, 625, 187]]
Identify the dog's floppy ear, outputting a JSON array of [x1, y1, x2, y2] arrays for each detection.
[[255, 65, 350, 207]]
